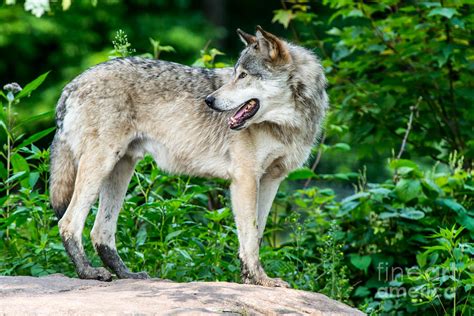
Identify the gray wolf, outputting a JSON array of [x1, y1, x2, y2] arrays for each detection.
[[49, 26, 328, 287]]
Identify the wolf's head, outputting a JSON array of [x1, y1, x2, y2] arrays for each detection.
[[205, 26, 327, 131]]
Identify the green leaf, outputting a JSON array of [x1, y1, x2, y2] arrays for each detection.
[[209, 48, 224, 58], [444, 288, 456, 300], [28, 172, 40, 188], [347, 9, 363, 18], [16, 72, 50, 100], [272, 9, 294, 28], [353, 286, 371, 297], [337, 201, 360, 217], [460, 243, 474, 255], [421, 178, 442, 198], [369, 188, 392, 196], [0, 120, 9, 135], [10, 153, 30, 187], [394, 179, 421, 202], [17, 127, 55, 149], [389, 159, 420, 171], [6, 171, 27, 183], [437, 198, 466, 215], [0, 162, 7, 180], [176, 248, 192, 261], [397, 167, 415, 176], [331, 143, 351, 151], [400, 208, 425, 220], [130, 252, 143, 262], [205, 208, 231, 222], [379, 212, 399, 219], [456, 214, 474, 232], [350, 254, 372, 273], [11, 153, 29, 173], [287, 167, 316, 181], [342, 192, 370, 203], [428, 7, 458, 19], [136, 225, 147, 246], [453, 247, 463, 261], [165, 229, 185, 242], [326, 27, 342, 36], [332, 172, 357, 181], [15, 110, 54, 128], [416, 252, 427, 268], [420, 2, 441, 8]]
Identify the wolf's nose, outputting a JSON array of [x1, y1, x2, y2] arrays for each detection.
[[205, 95, 215, 108]]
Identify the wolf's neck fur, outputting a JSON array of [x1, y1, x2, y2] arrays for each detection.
[[285, 44, 328, 144]]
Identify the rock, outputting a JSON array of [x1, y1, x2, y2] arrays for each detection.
[[0, 275, 364, 315]]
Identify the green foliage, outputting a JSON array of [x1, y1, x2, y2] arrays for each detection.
[[110, 30, 136, 58], [192, 47, 228, 68], [0, 74, 65, 276], [373, 226, 474, 315], [274, 0, 474, 168], [148, 38, 175, 60]]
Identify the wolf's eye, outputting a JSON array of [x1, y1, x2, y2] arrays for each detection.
[[238, 72, 247, 79]]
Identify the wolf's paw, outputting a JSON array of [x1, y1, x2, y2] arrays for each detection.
[[78, 267, 113, 282], [243, 275, 290, 288], [118, 271, 150, 280]]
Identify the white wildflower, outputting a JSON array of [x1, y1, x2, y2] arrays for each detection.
[[3, 82, 22, 102], [6, 0, 16, 5], [3, 83, 22, 94], [24, 0, 50, 18]]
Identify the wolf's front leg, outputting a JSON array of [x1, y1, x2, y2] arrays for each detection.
[[230, 172, 289, 288]]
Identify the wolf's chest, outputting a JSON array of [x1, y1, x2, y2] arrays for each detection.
[[248, 129, 313, 178]]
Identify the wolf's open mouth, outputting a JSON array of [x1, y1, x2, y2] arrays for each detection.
[[228, 99, 260, 130]]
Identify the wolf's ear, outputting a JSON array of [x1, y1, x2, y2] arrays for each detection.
[[237, 28, 256, 46], [255, 25, 291, 64]]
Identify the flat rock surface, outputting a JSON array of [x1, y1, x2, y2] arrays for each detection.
[[0, 275, 364, 315]]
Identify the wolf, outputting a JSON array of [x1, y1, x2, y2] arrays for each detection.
[[49, 26, 328, 287]]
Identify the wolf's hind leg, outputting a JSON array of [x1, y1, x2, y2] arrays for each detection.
[[91, 155, 149, 279], [58, 151, 118, 281]]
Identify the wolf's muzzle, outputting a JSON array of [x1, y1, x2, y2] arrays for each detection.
[[205, 95, 223, 112]]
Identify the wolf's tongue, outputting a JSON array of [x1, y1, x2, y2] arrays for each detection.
[[232, 106, 248, 121], [228, 100, 258, 129]]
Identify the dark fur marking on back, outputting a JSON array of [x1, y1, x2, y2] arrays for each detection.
[[55, 83, 76, 130]]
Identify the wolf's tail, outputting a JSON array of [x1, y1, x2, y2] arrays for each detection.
[[49, 134, 77, 220]]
